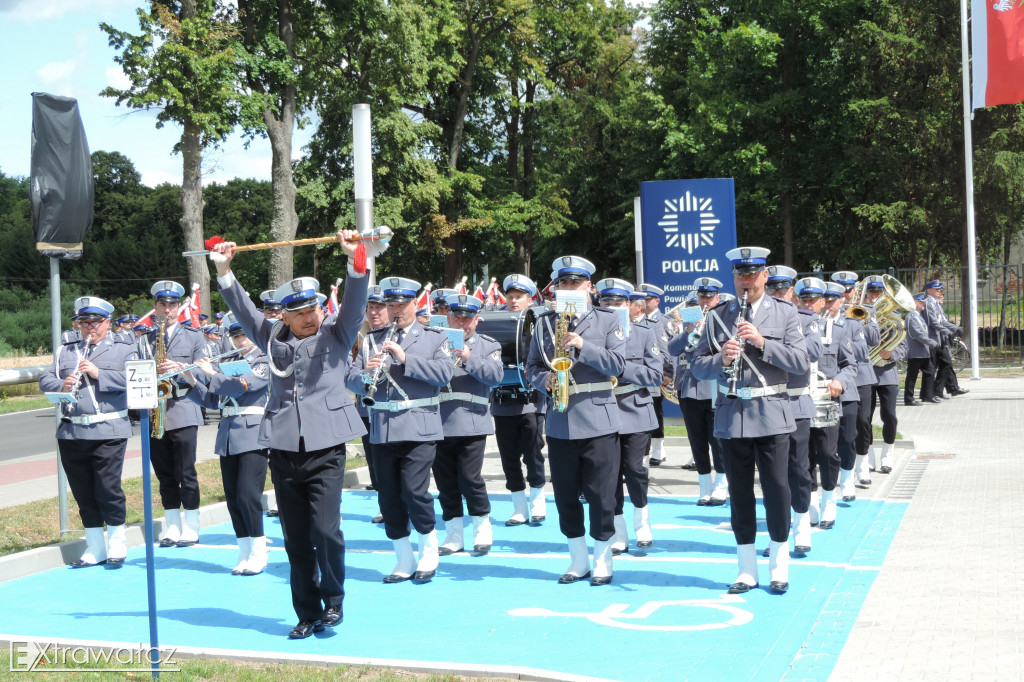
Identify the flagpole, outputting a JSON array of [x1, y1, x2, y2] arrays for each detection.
[[960, 0, 982, 380]]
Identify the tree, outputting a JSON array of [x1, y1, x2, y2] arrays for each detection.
[[101, 0, 240, 315]]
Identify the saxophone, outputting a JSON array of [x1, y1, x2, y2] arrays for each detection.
[[150, 315, 173, 438], [549, 302, 577, 412]]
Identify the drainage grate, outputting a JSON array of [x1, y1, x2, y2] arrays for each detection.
[[888, 459, 929, 501]]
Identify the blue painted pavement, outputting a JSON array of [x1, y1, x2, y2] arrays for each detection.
[[0, 492, 906, 681]]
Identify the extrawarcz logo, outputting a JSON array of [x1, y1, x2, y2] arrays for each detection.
[[9, 641, 180, 673]]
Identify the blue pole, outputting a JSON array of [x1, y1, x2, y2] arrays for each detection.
[[139, 412, 160, 679]]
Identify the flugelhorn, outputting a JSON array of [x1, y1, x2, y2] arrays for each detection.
[[156, 344, 256, 381]]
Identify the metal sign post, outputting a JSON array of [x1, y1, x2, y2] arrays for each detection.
[[125, 359, 160, 679]]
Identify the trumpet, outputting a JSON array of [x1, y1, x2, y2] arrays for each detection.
[[683, 305, 709, 353], [61, 333, 94, 417], [362, 321, 399, 407], [844, 281, 874, 321], [156, 343, 256, 381]]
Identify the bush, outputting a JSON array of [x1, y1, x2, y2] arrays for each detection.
[[0, 283, 84, 353]]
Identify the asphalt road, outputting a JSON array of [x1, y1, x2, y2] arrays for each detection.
[[0, 408, 62, 462]]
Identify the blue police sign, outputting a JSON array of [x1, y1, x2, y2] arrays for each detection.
[[639, 178, 738, 309]]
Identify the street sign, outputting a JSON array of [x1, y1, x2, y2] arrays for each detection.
[[125, 360, 157, 410]]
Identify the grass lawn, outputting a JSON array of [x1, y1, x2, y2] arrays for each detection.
[[0, 455, 366, 558], [0, 395, 51, 415], [0, 648, 494, 681]]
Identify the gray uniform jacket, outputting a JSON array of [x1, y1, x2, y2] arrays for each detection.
[[872, 338, 907, 386], [645, 312, 675, 382], [906, 309, 937, 359], [691, 295, 808, 439], [40, 334, 138, 440], [819, 316, 860, 402], [923, 296, 958, 344], [140, 323, 209, 431], [668, 316, 717, 401], [345, 322, 454, 444], [788, 309, 823, 420], [439, 333, 504, 437], [615, 320, 662, 435], [526, 307, 626, 440], [61, 329, 81, 344], [220, 271, 368, 452], [186, 347, 269, 456], [845, 317, 880, 387]]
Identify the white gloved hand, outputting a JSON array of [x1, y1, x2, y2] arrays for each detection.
[[208, 251, 228, 264]]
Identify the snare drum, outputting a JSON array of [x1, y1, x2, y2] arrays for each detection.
[[810, 396, 841, 428]]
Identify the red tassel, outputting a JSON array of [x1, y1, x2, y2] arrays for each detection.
[[205, 235, 225, 250], [354, 242, 367, 274]]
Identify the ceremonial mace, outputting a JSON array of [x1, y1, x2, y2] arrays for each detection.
[[180, 225, 393, 259]]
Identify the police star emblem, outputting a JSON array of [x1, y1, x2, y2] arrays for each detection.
[[615, 324, 625, 341], [651, 342, 660, 356]]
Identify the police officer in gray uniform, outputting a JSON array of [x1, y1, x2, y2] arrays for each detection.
[[637, 283, 673, 465], [141, 280, 210, 548], [526, 256, 626, 586], [691, 247, 808, 595], [431, 288, 458, 315], [40, 297, 138, 568], [812, 282, 860, 530], [183, 312, 270, 576], [669, 278, 729, 505], [211, 230, 375, 639], [923, 280, 968, 398], [491, 274, 548, 527], [830, 271, 880, 502], [434, 294, 504, 556], [905, 293, 938, 405], [346, 276, 453, 585], [597, 279, 662, 555]]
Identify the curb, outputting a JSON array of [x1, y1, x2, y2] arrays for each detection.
[[0, 467, 372, 584]]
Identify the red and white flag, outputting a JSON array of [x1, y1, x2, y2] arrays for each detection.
[[179, 283, 202, 326], [972, 0, 1024, 108], [415, 282, 433, 312], [455, 276, 468, 296], [137, 309, 155, 327], [485, 277, 505, 309], [472, 283, 486, 302], [327, 280, 340, 315]]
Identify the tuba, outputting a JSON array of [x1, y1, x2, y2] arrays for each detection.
[[867, 275, 916, 366], [549, 303, 577, 412], [150, 315, 174, 439]]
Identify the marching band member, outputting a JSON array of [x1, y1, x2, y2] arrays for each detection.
[[353, 285, 388, 520], [812, 282, 859, 530], [905, 293, 938, 406], [781, 277, 824, 554], [923, 280, 968, 398], [860, 276, 908, 481], [260, 290, 284, 320], [491, 275, 548, 527], [691, 247, 808, 594], [831, 271, 879, 503], [637, 284, 673, 466], [212, 231, 373, 639], [39, 297, 138, 568], [431, 288, 458, 316], [668, 278, 729, 505], [597, 278, 662, 554], [181, 313, 270, 575], [346, 276, 453, 584], [62, 316, 81, 344], [526, 256, 626, 586], [143, 280, 209, 548], [434, 294, 504, 555]]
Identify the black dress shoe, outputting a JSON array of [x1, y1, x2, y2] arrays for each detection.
[[105, 557, 124, 568], [762, 546, 770, 558], [769, 581, 789, 594], [505, 517, 526, 527], [288, 620, 324, 639], [818, 519, 835, 530], [383, 572, 411, 583], [411, 570, 435, 583], [70, 558, 107, 569], [728, 582, 758, 594], [697, 498, 710, 507], [590, 575, 613, 586], [904, 398, 922, 406], [795, 544, 811, 554], [530, 515, 546, 523], [681, 462, 698, 471], [880, 465, 892, 474], [925, 397, 942, 404], [649, 458, 663, 467], [558, 571, 592, 584], [706, 498, 726, 507], [611, 546, 627, 556], [365, 485, 375, 491], [371, 514, 384, 524], [636, 540, 652, 549], [935, 394, 948, 400], [321, 604, 343, 627], [951, 388, 970, 395], [472, 544, 490, 554], [841, 494, 855, 502], [437, 546, 462, 556], [159, 538, 176, 547], [265, 509, 280, 518]]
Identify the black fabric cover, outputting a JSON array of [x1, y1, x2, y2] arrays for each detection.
[[30, 92, 94, 260]]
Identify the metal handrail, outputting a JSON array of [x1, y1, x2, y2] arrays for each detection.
[[0, 365, 49, 386]]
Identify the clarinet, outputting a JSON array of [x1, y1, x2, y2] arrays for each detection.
[[361, 321, 399, 407], [725, 290, 750, 400]]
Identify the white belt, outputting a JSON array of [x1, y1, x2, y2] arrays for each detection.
[[613, 383, 643, 396], [65, 410, 129, 426], [368, 396, 441, 413], [788, 386, 811, 396], [718, 383, 788, 399], [570, 381, 614, 395], [439, 392, 490, 406], [221, 406, 266, 417]]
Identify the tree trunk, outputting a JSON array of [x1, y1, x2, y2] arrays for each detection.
[[179, 120, 210, 315]]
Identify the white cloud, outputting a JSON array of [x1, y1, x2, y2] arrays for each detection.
[[141, 169, 180, 187], [104, 66, 131, 91], [1, 0, 135, 24], [35, 59, 76, 85]]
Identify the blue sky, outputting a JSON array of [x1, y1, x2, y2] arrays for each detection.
[[0, 0, 312, 187]]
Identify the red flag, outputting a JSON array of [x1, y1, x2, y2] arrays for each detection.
[[540, 279, 555, 301], [415, 282, 433, 312], [972, 0, 1024, 108], [137, 308, 155, 327], [455, 276, 468, 296], [472, 284, 486, 302]]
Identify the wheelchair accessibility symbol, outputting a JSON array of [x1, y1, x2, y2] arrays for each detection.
[[508, 594, 753, 631]]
